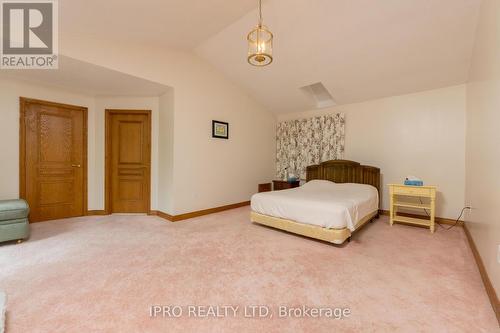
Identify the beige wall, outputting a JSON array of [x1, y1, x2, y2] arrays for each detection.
[[465, 0, 500, 295], [171, 83, 276, 214], [278, 85, 466, 219], [158, 91, 175, 214]]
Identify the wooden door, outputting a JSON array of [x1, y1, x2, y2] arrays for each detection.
[[106, 110, 151, 213], [20, 98, 87, 222]]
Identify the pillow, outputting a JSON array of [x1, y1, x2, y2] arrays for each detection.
[[301, 179, 336, 189]]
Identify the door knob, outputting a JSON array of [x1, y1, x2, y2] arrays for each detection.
[[71, 164, 81, 168]]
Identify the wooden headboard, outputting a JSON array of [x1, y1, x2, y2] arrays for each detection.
[[306, 160, 381, 195]]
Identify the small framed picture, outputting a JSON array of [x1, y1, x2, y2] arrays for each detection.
[[212, 120, 229, 139]]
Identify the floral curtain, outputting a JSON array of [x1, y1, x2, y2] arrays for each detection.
[[276, 114, 345, 180]]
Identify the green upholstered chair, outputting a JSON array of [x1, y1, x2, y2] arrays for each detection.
[[0, 199, 30, 243]]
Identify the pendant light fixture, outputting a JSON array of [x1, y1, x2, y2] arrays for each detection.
[[247, 0, 273, 66]]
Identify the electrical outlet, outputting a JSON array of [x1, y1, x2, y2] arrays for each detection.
[[498, 245, 500, 264]]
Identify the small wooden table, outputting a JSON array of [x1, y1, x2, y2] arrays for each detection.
[[388, 184, 437, 233], [258, 183, 272, 193], [273, 180, 300, 191]]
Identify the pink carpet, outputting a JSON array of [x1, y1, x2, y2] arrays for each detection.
[[0, 207, 498, 332]]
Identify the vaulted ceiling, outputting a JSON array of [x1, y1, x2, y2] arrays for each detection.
[[59, 0, 482, 114], [59, 0, 259, 49]]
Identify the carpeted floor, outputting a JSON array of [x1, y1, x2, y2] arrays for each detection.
[[0, 206, 498, 332]]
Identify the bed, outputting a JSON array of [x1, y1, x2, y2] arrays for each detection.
[[250, 160, 380, 244]]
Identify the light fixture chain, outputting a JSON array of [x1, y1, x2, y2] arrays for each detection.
[[259, 0, 263, 26]]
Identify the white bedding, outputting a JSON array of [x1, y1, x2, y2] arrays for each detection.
[[251, 180, 379, 231]]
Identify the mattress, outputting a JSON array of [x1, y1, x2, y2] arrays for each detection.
[[251, 180, 379, 231]]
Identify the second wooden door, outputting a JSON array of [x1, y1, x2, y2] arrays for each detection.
[[106, 110, 151, 213]]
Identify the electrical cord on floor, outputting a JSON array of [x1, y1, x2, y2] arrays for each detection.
[[418, 198, 470, 230], [437, 206, 470, 230]]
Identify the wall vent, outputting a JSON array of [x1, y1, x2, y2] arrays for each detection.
[[300, 82, 336, 108]]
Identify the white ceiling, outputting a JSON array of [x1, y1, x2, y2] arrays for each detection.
[[58, 0, 482, 113], [59, 0, 259, 49], [0, 56, 170, 97], [196, 0, 482, 113]]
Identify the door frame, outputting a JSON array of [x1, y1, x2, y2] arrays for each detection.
[[104, 109, 152, 214], [19, 97, 88, 221]]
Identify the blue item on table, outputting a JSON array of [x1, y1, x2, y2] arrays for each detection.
[[404, 179, 423, 186]]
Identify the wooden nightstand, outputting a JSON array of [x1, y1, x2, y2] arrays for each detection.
[[273, 180, 300, 191], [258, 183, 272, 193], [388, 184, 437, 233]]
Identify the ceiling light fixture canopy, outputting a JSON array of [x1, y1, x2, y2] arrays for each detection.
[[247, 0, 273, 66]]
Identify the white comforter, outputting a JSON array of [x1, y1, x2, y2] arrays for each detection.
[[251, 180, 379, 231]]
